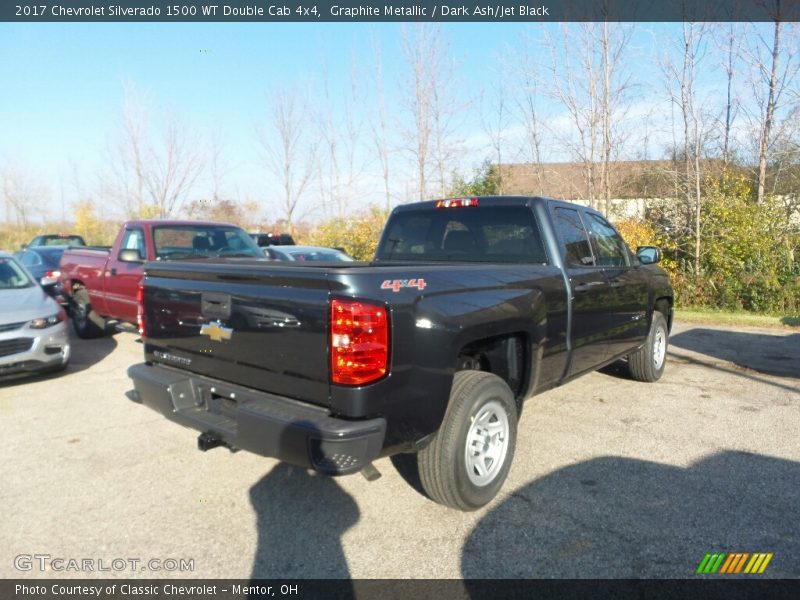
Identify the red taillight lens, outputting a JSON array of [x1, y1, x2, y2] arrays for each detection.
[[435, 197, 479, 209], [330, 299, 389, 386], [137, 283, 146, 337]]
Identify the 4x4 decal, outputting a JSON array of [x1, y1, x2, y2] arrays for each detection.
[[381, 278, 427, 293]]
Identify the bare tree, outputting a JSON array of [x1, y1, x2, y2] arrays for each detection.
[[400, 24, 461, 199], [480, 86, 509, 195], [599, 21, 635, 215], [317, 63, 342, 219], [712, 23, 743, 169], [739, 16, 800, 203], [103, 83, 206, 218], [369, 34, 394, 211], [511, 30, 547, 195], [661, 22, 710, 276], [1, 162, 48, 228], [542, 23, 634, 213], [258, 86, 318, 233]]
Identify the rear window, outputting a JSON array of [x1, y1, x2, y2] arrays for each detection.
[[33, 235, 86, 246], [376, 206, 547, 264], [153, 225, 264, 259]]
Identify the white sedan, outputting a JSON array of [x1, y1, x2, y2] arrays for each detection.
[[0, 252, 70, 379]]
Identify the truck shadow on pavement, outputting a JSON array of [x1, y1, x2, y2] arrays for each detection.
[[669, 328, 800, 378], [462, 451, 800, 578], [248, 462, 359, 582]]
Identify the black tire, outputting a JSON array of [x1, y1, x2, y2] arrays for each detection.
[[418, 371, 517, 511], [628, 311, 668, 382], [71, 288, 106, 339]]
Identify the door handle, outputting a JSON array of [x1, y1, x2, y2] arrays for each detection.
[[110, 268, 117, 276], [574, 281, 605, 292]]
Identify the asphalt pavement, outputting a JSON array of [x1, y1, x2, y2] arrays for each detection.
[[1, 321, 798, 579]]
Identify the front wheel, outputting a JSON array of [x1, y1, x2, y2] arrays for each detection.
[[418, 371, 518, 511], [71, 288, 107, 339], [628, 311, 668, 382]]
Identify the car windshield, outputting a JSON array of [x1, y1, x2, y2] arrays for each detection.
[[152, 225, 264, 260], [0, 257, 34, 289]]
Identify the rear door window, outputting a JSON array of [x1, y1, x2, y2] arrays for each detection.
[[553, 207, 595, 266]]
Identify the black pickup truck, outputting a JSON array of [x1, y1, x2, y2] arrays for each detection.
[[127, 196, 672, 510]]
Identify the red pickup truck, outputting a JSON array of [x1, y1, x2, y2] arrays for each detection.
[[60, 220, 264, 338]]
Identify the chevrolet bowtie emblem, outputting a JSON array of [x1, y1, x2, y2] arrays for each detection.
[[200, 321, 233, 342]]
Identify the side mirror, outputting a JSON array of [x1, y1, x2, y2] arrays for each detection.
[[118, 249, 144, 263], [636, 246, 661, 265]]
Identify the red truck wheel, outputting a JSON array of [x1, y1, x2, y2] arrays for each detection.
[[417, 370, 517, 511], [72, 288, 107, 339]]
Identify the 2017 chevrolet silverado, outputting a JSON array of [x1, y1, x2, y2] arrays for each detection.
[[60, 220, 264, 338], [127, 196, 673, 510]]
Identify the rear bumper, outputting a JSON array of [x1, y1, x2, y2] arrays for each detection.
[[126, 363, 386, 475]]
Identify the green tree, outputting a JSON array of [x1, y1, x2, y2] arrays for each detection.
[[448, 160, 502, 197], [308, 206, 389, 261]]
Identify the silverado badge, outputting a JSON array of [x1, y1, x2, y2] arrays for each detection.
[[200, 321, 233, 342]]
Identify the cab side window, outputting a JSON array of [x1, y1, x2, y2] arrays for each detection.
[[554, 207, 595, 266], [583, 213, 630, 267]]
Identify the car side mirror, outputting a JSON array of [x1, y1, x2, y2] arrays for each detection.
[[119, 249, 144, 263], [636, 246, 661, 265]]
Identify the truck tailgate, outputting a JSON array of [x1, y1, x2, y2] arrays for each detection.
[[142, 260, 333, 408]]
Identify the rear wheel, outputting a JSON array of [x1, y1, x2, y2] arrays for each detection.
[[628, 311, 668, 382], [418, 371, 517, 511], [72, 288, 106, 339]]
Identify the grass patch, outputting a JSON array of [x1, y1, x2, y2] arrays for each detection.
[[676, 308, 800, 329]]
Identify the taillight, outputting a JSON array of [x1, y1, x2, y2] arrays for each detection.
[[435, 197, 479, 208], [330, 298, 389, 386], [137, 283, 146, 337], [40, 270, 62, 286]]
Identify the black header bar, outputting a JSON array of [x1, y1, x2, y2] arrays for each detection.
[[4, 579, 800, 600], [3, 0, 798, 22]]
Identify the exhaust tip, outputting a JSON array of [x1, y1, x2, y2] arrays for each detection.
[[197, 431, 226, 452], [360, 462, 382, 482]]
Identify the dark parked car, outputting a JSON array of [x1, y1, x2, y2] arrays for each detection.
[[13, 246, 68, 304], [25, 234, 86, 248], [249, 232, 296, 247], [265, 245, 354, 262]]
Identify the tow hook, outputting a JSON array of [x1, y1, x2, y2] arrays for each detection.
[[361, 462, 382, 482], [197, 431, 225, 452]]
